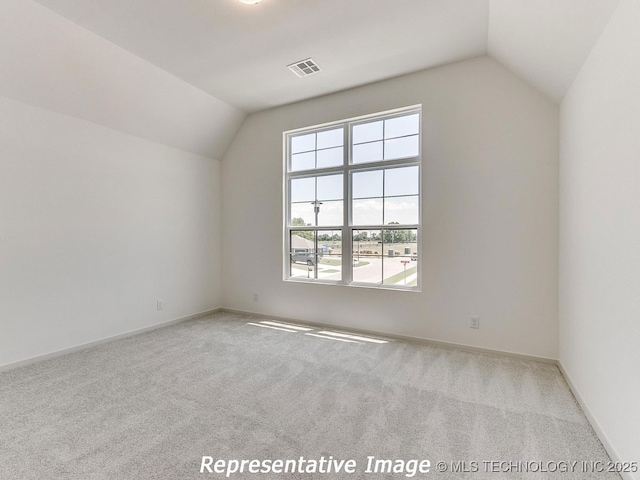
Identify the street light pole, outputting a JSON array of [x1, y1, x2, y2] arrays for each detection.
[[312, 200, 323, 225], [311, 200, 322, 280]]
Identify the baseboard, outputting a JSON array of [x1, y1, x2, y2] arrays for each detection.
[[0, 308, 222, 373], [558, 361, 634, 480], [220, 307, 558, 365]]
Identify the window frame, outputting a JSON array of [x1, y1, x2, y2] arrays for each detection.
[[283, 105, 422, 291]]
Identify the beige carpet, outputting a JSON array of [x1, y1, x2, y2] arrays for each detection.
[[0, 311, 619, 479]]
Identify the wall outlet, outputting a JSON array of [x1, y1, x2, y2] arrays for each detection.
[[253, 293, 259, 302], [157, 300, 163, 310], [470, 316, 480, 329]]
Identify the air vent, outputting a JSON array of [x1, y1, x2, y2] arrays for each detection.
[[287, 58, 321, 78]]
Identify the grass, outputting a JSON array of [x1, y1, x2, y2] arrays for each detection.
[[292, 260, 368, 272], [319, 258, 341, 266], [291, 264, 313, 271], [383, 265, 417, 285], [319, 258, 370, 268]]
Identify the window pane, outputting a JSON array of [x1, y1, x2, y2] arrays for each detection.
[[353, 120, 383, 144], [290, 231, 316, 279], [290, 177, 315, 203], [317, 230, 342, 281], [385, 166, 419, 197], [385, 114, 419, 139], [291, 151, 315, 171], [384, 196, 419, 225], [382, 229, 418, 286], [316, 147, 343, 168], [317, 174, 343, 201], [290, 203, 314, 227], [291, 133, 315, 154], [384, 135, 419, 160], [352, 170, 383, 199], [317, 200, 343, 227], [317, 128, 343, 149], [353, 141, 383, 164], [353, 198, 383, 226], [352, 230, 382, 284]]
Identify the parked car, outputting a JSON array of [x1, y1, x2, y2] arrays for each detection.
[[291, 251, 316, 266], [410, 252, 418, 261]]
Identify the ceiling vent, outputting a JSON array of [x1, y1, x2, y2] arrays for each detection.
[[287, 58, 321, 78]]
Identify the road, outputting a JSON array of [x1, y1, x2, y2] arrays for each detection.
[[291, 255, 416, 285]]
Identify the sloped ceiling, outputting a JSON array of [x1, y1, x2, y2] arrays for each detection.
[[488, 0, 621, 103], [31, 0, 621, 111], [0, 0, 245, 159], [31, 0, 489, 112], [2, 0, 622, 157]]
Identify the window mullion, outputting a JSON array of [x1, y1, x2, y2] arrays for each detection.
[[381, 168, 385, 283], [382, 119, 386, 162], [348, 157, 420, 172], [284, 142, 290, 279], [342, 123, 351, 284]]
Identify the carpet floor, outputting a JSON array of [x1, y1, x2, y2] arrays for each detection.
[[0, 311, 619, 479]]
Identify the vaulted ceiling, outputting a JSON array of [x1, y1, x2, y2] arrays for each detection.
[[32, 0, 620, 111], [1, 0, 622, 159]]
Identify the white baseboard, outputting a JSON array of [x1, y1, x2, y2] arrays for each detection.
[[558, 361, 634, 480], [220, 307, 558, 365], [0, 308, 222, 373]]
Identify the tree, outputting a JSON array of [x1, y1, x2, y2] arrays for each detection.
[[291, 217, 314, 240], [293, 231, 313, 241], [383, 225, 410, 244]]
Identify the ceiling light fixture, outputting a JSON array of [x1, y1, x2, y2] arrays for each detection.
[[238, 0, 261, 4]]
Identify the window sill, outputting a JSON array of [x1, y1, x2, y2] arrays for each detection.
[[284, 277, 421, 293]]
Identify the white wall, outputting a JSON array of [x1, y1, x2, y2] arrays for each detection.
[[221, 56, 559, 360], [0, 96, 222, 367], [559, 0, 640, 472], [0, 0, 236, 369]]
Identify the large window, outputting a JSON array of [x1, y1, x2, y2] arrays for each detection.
[[284, 106, 421, 290]]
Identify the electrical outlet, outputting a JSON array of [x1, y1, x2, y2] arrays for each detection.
[[470, 316, 480, 329], [157, 300, 163, 310], [253, 293, 259, 302]]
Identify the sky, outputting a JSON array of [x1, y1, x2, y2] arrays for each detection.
[[289, 113, 420, 227], [290, 165, 419, 226]]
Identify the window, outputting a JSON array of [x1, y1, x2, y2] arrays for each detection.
[[284, 106, 421, 290]]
